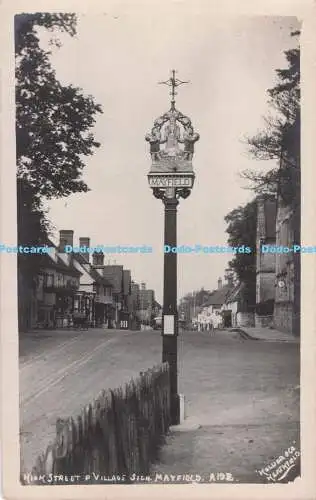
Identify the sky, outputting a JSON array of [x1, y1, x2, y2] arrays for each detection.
[[40, 12, 300, 304]]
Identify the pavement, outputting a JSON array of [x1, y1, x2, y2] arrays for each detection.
[[233, 326, 299, 343], [19, 327, 300, 484], [152, 328, 300, 483]]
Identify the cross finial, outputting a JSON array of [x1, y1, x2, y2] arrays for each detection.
[[158, 69, 189, 109]]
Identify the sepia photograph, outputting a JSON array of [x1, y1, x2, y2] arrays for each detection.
[[1, 1, 316, 499]]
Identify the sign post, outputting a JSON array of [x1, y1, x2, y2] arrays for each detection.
[[146, 69, 199, 425], [162, 192, 179, 423]]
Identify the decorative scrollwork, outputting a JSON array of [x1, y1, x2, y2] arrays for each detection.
[[145, 107, 199, 166]]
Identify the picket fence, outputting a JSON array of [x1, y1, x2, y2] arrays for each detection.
[[27, 363, 170, 484]]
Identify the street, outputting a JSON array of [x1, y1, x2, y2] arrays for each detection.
[[19, 328, 300, 482]]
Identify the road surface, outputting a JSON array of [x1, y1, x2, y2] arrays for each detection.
[[19, 328, 299, 482]]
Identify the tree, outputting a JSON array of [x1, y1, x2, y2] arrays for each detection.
[[15, 13, 102, 329], [16, 13, 102, 250], [178, 288, 212, 321], [241, 31, 300, 208], [224, 199, 258, 308], [16, 13, 102, 200]]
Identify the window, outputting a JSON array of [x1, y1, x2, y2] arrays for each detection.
[[44, 273, 54, 287], [56, 273, 63, 287], [73, 296, 79, 312]]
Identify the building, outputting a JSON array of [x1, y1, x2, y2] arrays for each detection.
[[152, 300, 162, 318], [35, 231, 82, 328], [131, 281, 140, 312], [97, 264, 134, 328], [72, 251, 113, 327], [18, 227, 144, 331], [197, 278, 234, 331], [255, 196, 277, 327], [273, 195, 300, 335], [222, 282, 255, 328], [255, 191, 299, 335], [18, 231, 83, 330], [56, 232, 114, 328], [138, 282, 155, 325], [58, 233, 135, 329]]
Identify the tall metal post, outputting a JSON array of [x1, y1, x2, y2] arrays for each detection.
[[146, 69, 199, 427], [162, 194, 179, 424]]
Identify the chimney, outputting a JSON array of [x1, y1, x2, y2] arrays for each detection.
[[141, 282, 146, 290], [218, 277, 222, 289], [224, 269, 234, 287], [59, 230, 74, 252], [227, 276, 234, 286], [93, 251, 104, 267], [79, 237, 90, 263]]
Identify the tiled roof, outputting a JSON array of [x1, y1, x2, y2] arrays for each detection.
[[202, 284, 234, 307], [225, 283, 243, 303], [40, 241, 81, 276], [74, 253, 113, 288]]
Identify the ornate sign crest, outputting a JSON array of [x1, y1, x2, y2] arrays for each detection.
[[145, 70, 199, 174]]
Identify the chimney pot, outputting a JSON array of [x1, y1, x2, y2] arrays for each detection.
[[59, 230, 74, 252], [93, 252, 104, 267], [79, 237, 91, 262]]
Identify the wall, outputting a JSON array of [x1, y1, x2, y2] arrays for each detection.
[[138, 288, 155, 323], [139, 289, 155, 310], [225, 301, 237, 327], [18, 269, 38, 331], [273, 303, 294, 333], [237, 312, 255, 327], [131, 283, 140, 312], [103, 265, 123, 294], [255, 197, 277, 328], [255, 314, 274, 328], [273, 201, 296, 334], [123, 270, 131, 296], [256, 261, 276, 303], [256, 240, 276, 303]]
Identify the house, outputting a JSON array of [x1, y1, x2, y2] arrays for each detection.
[[255, 196, 277, 327], [35, 251, 81, 329], [59, 232, 136, 330], [74, 251, 113, 328], [197, 277, 234, 330], [56, 231, 114, 328], [222, 282, 255, 328], [36, 232, 82, 329], [18, 230, 83, 330], [153, 300, 162, 318], [96, 264, 134, 329]]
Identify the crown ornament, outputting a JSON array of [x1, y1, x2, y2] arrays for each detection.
[[145, 70, 200, 174]]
